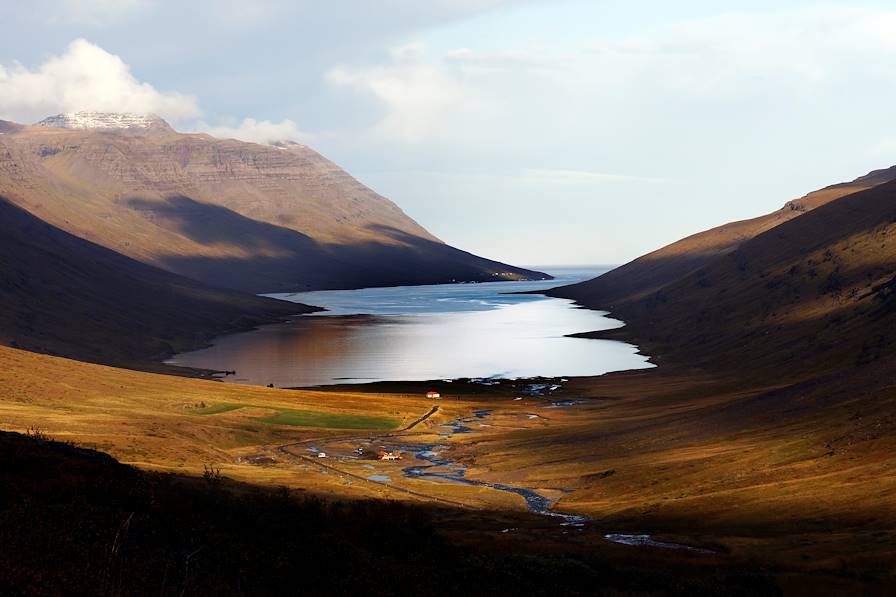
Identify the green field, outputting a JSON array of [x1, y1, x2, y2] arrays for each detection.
[[255, 409, 398, 430], [188, 401, 398, 430], [190, 403, 244, 415]]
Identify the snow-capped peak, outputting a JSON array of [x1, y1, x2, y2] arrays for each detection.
[[35, 112, 172, 131]]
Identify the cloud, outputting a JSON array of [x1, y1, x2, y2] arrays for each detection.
[[315, 5, 896, 265], [327, 49, 493, 143], [389, 42, 425, 61], [0, 38, 306, 146], [322, 7, 896, 153], [0, 38, 200, 124], [197, 117, 309, 145]]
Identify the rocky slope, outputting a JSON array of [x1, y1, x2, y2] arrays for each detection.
[[0, 196, 312, 367], [0, 113, 547, 292]]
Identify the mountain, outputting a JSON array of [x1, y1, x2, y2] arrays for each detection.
[[35, 112, 174, 131], [552, 166, 896, 308], [534, 169, 896, 563], [0, 113, 548, 293], [549, 166, 896, 373], [0, 196, 312, 367]]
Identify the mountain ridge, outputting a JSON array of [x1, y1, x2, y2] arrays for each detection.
[[550, 165, 896, 377], [0, 115, 548, 293], [549, 165, 896, 309]]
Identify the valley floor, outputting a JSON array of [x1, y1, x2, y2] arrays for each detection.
[[1, 344, 894, 594]]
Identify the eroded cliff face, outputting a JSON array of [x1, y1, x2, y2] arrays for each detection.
[[0, 115, 547, 292]]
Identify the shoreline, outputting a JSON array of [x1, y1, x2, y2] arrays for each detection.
[[161, 276, 653, 388]]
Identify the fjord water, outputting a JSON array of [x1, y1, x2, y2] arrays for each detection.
[[166, 267, 653, 387]]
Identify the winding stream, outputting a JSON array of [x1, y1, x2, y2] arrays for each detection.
[[603, 534, 713, 552], [394, 408, 712, 552], [399, 409, 589, 526]]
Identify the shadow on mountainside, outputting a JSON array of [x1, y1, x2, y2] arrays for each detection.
[[550, 166, 896, 309], [125, 195, 549, 293], [558, 179, 896, 376], [0, 197, 310, 367]]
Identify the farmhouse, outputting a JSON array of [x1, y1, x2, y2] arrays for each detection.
[[426, 390, 441, 399], [378, 451, 402, 461]]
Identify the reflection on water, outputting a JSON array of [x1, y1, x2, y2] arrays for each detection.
[[166, 267, 654, 387]]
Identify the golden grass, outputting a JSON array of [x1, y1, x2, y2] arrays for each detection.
[[0, 345, 449, 494], [2, 343, 894, 580]]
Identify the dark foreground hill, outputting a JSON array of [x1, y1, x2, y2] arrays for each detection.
[[0, 197, 312, 367], [0, 114, 548, 293], [0, 429, 782, 596]]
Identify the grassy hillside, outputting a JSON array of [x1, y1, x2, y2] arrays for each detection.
[[572, 178, 896, 373], [551, 166, 896, 308], [0, 197, 313, 368], [508, 166, 896, 593], [0, 344, 422, 485]]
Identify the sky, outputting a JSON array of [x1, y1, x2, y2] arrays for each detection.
[[2, 1, 896, 267]]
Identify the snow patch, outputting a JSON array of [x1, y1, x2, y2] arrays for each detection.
[[36, 111, 171, 131]]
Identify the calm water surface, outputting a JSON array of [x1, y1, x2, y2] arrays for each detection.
[[166, 267, 654, 387]]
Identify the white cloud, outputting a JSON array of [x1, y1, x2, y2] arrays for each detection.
[[324, 7, 896, 150], [197, 117, 309, 145], [0, 38, 200, 124], [327, 47, 493, 143], [0, 38, 308, 146], [315, 6, 896, 265], [389, 42, 424, 61]]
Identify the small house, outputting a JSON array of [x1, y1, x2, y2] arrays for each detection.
[[426, 390, 441, 399], [377, 450, 402, 461]]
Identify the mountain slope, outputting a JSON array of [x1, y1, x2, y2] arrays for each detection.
[[551, 166, 896, 307], [554, 170, 896, 375], [0, 114, 548, 292], [621, 178, 896, 368], [0, 197, 312, 367]]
